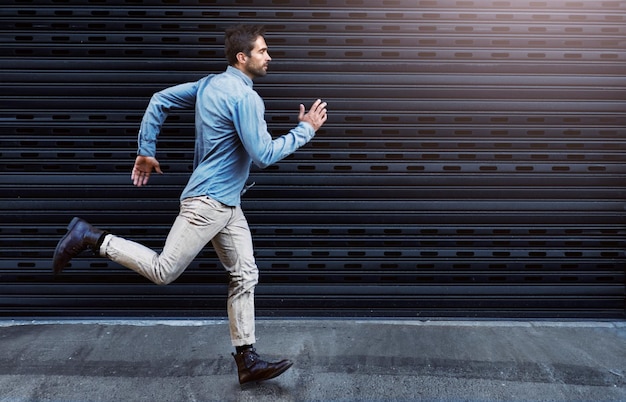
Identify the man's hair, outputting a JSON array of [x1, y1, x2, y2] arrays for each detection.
[[224, 24, 266, 66]]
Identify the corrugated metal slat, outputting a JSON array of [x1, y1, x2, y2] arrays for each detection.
[[0, 0, 624, 318]]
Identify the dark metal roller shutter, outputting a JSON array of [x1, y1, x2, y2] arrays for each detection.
[[1, 0, 624, 319]]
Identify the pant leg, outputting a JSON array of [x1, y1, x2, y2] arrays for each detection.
[[100, 196, 231, 285], [211, 205, 258, 347]]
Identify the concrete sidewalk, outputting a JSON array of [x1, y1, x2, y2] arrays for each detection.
[[0, 319, 624, 401]]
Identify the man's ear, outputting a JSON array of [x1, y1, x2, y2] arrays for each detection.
[[235, 52, 247, 65]]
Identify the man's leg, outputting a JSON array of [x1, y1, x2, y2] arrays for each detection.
[[211, 205, 293, 384], [211, 205, 258, 346], [54, 196, 230, 285]]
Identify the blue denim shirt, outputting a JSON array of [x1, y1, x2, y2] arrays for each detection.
[[137, 66, 316, 206]]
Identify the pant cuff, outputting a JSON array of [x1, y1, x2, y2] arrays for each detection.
[[99, 234, 114, 257], [231, 336, 256, 347]]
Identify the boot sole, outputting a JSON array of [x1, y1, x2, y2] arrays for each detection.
[[240, 360, 294, 385], [262, 360, 293, 382]]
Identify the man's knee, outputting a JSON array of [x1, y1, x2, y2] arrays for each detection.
[[149, 256, 186, 285], [151, 264, 181, 285], [229, 265, 258, 291], [153, 275, 176, 286]]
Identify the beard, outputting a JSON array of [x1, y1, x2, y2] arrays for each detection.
[[245, 62, 268, 78]]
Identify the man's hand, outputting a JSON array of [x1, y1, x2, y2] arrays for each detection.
[[131, 155, 163, 187], [299, 99, 328, 132]]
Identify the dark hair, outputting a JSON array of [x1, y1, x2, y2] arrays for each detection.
[[224, 24, 266, 66]]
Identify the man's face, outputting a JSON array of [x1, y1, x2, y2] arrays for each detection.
[[240, 36, 271, 79]]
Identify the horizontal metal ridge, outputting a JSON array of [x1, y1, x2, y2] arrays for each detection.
[[1, 0, 624, 318]]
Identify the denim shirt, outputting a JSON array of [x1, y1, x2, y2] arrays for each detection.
[[137, 66, 315, 206]]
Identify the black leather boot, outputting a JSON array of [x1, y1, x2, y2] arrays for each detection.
[[232, 348, 293, 384], [52, 217, 107, 274]]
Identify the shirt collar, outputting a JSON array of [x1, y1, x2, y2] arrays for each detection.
[[226, 65, 253, 88]]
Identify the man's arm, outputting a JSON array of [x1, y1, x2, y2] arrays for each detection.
[[133, 81, 199, 186], [137, 81, 199, 156], [234, 97, 328, 168]]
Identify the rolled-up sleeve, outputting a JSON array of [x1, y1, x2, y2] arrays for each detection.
[[137, 82, 199, 156], [233, 92, 315, 169]]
